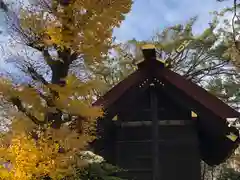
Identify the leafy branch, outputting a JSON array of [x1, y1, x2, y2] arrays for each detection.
[[232, 0, 240, 53]]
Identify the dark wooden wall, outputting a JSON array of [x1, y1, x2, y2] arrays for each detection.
[[113, 86, 201, 180]]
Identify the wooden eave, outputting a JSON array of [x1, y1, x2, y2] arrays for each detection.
[[92, 47, 240, 165], [93, 60, 239, 121], [93, 67, 147, 108]]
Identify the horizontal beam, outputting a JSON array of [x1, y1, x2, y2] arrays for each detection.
[[124, 169, 152, 172], [116, 138, 198, 144], [118, 120, 193, 127]]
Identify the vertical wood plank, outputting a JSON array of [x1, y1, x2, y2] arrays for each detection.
[[150, 85, 159, 180]]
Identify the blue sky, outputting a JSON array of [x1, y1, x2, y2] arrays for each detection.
[[0, 0, 232, 41], [0, 0, 233, 70], [113, 0, 232, 41]]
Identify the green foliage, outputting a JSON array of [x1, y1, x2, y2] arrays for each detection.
[[78, 162, 126, 180], [217, 168, 240, 180], [94, 16, 239, 109], [61, 161, 126, 180], [213, 0, 240, 69]]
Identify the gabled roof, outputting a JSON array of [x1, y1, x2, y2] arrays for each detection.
[[94, 48, 240, 121], [93, 46, 240, 166]]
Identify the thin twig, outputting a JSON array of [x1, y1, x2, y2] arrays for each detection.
[[232, 0, 240, 53]]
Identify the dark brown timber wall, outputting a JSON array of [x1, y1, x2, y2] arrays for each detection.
[[114, 87, 201, 180]]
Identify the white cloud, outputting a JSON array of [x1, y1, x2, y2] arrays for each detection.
[[113, 0, 233, 40], [0, 0, 235, 69]]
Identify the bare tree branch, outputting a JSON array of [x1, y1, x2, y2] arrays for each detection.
[[10, 97, 46, 126], [232, 0, 240, 53]]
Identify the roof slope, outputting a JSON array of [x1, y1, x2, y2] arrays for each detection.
[[93, 47, 240, 165], [94, 48, 239, 120]]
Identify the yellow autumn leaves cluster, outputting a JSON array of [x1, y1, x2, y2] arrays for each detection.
[[48, 75, 105, 118], [0, 74, 104, 179], [0, 117, 93, 180], [0, 0, 133, 179], [0, 74, 104, 123], [20, 0, 132, 61]]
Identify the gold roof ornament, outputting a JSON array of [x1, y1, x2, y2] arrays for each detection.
[[156, 57, 167, 65], [112, 115, 118, 121], [141, 44, 170, 68], [226, 132, 238, 142], [191, 111, 198, 118], [141, 44, 156, 50]]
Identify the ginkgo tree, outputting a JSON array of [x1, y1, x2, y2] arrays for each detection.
[[0, 0, 132, 127], [0, 0, 132, 179], [0, 115, 95, 180]]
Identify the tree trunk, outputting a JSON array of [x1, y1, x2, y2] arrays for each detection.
[[47, 52, 72, 129]]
